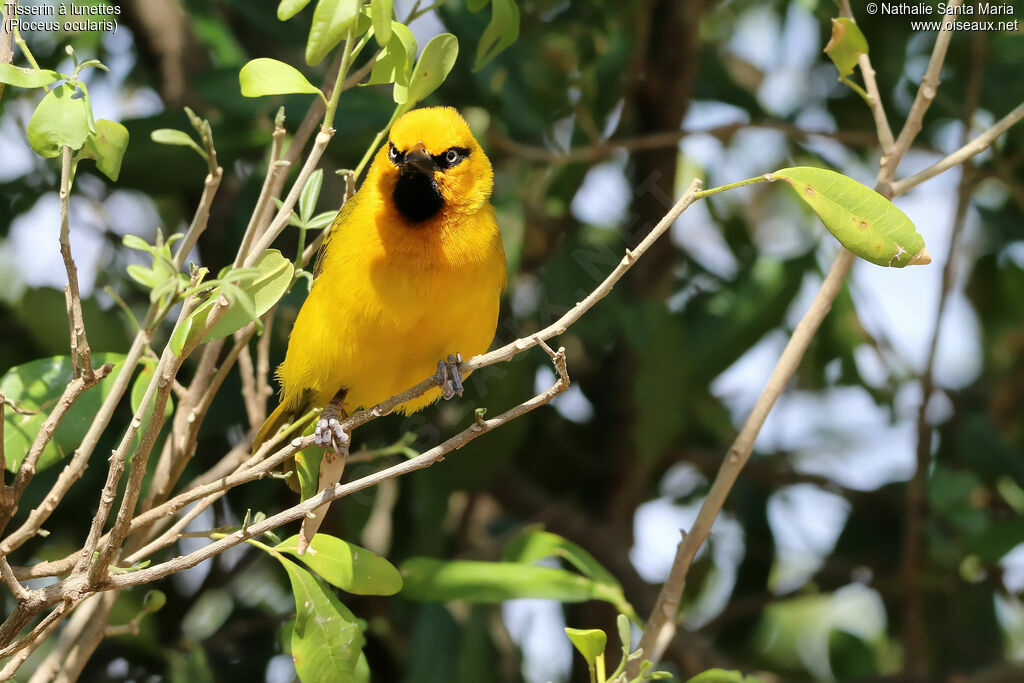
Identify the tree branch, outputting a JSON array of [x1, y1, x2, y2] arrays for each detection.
[[892, 101, 1024, 196]]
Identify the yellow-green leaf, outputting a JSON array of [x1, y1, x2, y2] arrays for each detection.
[[276, 558, 365, 682], [239, 58, 323, 99], [1, 353, 126, 473], [78, 119, 129, 181], [824, 17, 868, 78], [400, 558, 622, 606], [402, 33, 458, 107], [370, 0, 392, 45], [0, 63, 61, 88], [565, 628, 607, 667], [278, 0, 311, 21], [473, 0, 519, 71], [27, 83, 92, 158], [276, 534, 403, 596], [772, 166, 930, 268], [306, 0, 360, 66], [365, 21, 416, 99]]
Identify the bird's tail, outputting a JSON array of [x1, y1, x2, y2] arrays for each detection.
[[252, 399, 298, 455]]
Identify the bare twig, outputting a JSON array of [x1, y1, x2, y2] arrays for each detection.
[[884, 0, 964, 191], [632, 248, 856, 668], [0, 333, 150, 558], [172, 165, 223, 270], [489, 120, 883, 166], [629, 5, 997, 674], [892, 101, 1024, 196], [58, 146, 94, 382], [7, 364, 113, 507], [903, 31, 985, 682], [102, 346, 570, 590], [838, 0, 895, 155], [0, 556, 28, 602], [0, 0, 13, 102]]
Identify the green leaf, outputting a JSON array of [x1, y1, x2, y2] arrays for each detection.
[[27, 83, 92, 157], [151, 128, 207, 161], [299, 169, 324, 223], [564, 628, 607, 667], [306, 0, 360, 66], [466, 0, 490, 11], [278, 0, 312, 20], [126, 265, 160, 289], [276, 557, 365, 682], [688, 669, 764, 683], [143, 590, 168, 613], [275, 534, 403, 595], [365, 21, 416, 98], [824, 17, 868, 78], [203, 250, 293, 341], [307, 211, 338, 231], [402, 33, 458, 107], [1, 353, 126, 473], [473, 0, 519, 71], [771, 167, 930, 267], [502, 530, 619, 587], [400, 558, 624, 605], [239, 58, 324, 99], [370, 0, 393, 45], [170, 250, 294, 355], [78, 119, 129, 181], [0, 63, 61, 88]]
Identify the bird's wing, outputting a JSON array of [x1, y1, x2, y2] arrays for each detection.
[[312, 191, 360, 280]]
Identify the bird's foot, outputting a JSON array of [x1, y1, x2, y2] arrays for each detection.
[[313, 405, 350, 455], [435, 353, 464, 400]]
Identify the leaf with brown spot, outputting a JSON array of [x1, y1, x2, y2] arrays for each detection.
[[772, 166, 930, 268]]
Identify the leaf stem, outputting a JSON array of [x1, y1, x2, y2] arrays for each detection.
[[692, 174, 771, 199]]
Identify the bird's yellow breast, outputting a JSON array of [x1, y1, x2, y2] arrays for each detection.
[[276, 182, 506, 416]]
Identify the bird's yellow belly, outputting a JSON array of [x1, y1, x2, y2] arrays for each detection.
[[280, 248, 501, 416]]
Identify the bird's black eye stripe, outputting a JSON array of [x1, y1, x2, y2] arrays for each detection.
[[388, 141, 402, 164], [433, 147, 470, 170]]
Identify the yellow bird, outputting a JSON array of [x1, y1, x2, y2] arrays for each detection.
[[253, 107, 506, 548]]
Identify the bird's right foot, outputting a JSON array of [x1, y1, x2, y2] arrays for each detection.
[[313, 405, 350, 455]]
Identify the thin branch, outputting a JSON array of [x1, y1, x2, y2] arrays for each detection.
[[242, 131, 335, 266], [7, 364, 113, 507], [103, 346, 570, 590], [0, 602, 68, 675], [632, 248, 856, 668], [0, 557, 29, 602], [886, 0, 964, 184], [172, 165, 223, 270], [892, 101, 1024, 195], [839, 0, 895, 154], [488, 120, 883, 166], [58, 146, 94, 382], [72, 298, 198, 581], [235, 110, 289, 268], [0, 0, 13, 103], [0, 333, 150, 558], [903, 32, 985, 681]]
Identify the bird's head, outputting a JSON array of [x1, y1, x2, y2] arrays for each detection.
[[370, 107, 493, 224]]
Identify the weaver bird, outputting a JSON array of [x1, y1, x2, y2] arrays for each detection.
[[253, 107, 506, 551]]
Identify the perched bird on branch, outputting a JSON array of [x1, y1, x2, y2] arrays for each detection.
[[252, 107, 507, 553]]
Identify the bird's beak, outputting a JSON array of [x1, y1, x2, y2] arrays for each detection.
[[400, 142, 436, 176]]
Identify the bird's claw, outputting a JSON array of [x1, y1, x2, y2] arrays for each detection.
[[435, 352, 464, 400], [314, 416, 350, 455]]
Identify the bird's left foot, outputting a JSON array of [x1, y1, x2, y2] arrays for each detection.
[[314, 404, 350, 455], [435, 353, 464, 400]]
